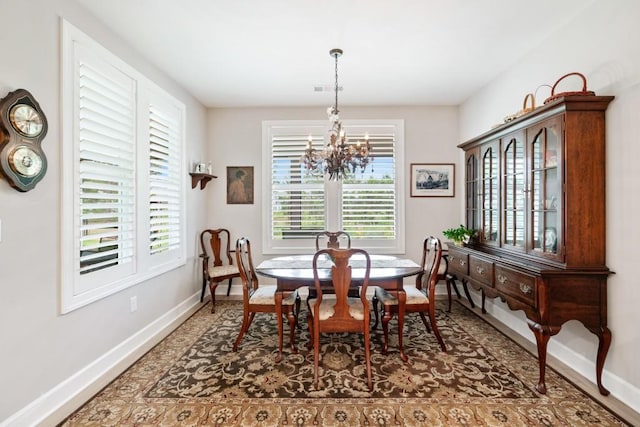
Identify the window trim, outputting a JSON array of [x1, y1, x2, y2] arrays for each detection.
[[60, 19, 186, 313], [262, 119, 405, 255]]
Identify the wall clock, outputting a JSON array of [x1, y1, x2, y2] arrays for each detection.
[[0, 88, 48, 192]]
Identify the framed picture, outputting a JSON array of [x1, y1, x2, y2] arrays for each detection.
[[226, 166, 254, 204], [410, 163, 455, 197]]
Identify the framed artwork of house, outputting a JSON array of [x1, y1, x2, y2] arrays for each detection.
[[410, 163, 454, 197]]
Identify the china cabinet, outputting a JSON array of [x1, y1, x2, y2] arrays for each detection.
[[452, 95, 614, 395]]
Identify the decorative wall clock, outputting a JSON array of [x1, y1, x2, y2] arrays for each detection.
[[0, 88, 48, 192]]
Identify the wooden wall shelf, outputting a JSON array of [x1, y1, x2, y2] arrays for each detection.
[[189, 172, 217, 190]]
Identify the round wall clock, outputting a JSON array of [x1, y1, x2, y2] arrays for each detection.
[[0, 88, 48, 192]]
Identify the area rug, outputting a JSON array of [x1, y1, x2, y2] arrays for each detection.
[[62, 300, 629, 426]]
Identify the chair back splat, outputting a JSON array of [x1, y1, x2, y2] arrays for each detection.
[[312, 230, 357, 299], [315, 230, 351, 251], [307, 248, 373, 391], [199, 228, 240, 311]]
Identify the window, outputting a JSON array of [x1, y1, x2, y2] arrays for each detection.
[[262, 120, 405, 254], [61, 20, 186, 313]]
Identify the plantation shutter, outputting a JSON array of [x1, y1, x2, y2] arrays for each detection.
[[148, 103, 182, 255], [77, 58, 135, 279], [342, 132, 396, 240], [271, 133, 325, 240]]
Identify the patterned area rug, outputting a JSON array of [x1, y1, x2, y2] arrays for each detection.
[[62, 300, 628, 426]]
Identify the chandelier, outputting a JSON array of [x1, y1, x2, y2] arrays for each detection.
[[302, 48, 372, 180]]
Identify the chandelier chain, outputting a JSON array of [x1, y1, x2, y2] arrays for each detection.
[[334, 50, 339, 115]]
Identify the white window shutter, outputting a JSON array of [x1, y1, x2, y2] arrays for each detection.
[[342, 132, 397, 240], [77, 58, 136, 279], [148, 103, 182, 255], [270, 133, 325, 241]]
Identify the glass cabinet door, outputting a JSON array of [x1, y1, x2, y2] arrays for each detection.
[[528, 116, 562, 259], [465, 149, 480, 233], [480, 142, 499, 245], [502, 131, 526, 250]]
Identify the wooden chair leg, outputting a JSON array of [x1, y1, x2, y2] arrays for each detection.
[[200, 276, 207, 302], [364, 327, 373, 391], [372, 294, 380, 329], [286, 308, 297, 353], [445, 279, 453, 312], [306, 313, 314, 350], [313, 326, 320, 389], [429, 306, 446, 352], [381, 306, 392, 354], [226, 278, 233, 296], [233, 310, 251, 351], [209, 281, 219, 313], [447, 274, 462, 299], [461, 278, 476, 309], [418, 312, 432, 333], [295, 294, 301, 329]]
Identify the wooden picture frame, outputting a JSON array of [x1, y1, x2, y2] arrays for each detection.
[[226, 166, 254, 204], [410, 163, 455, 197]]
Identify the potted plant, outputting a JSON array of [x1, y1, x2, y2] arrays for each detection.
[[443, 224, 475, 247]]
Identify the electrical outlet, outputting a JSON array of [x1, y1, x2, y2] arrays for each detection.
[[130, 296, 137, 312]]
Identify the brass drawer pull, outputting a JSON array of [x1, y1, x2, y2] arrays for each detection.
[[476, 266, 485, 275], [519, 283, 533, 295], [497, 274, 507, 284], [449, 255, 455, 262], [459, 260, 466, 266]]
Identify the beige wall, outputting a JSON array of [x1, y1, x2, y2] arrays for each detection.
[[0, 0, 209, 423], [205, 106, 460, 272], [459, 0, 640, 412]]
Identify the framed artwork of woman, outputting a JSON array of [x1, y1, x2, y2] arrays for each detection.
[[226, 166, 254, 204]]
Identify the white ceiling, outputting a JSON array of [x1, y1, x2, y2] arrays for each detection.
[[74, 0, 594, 108]]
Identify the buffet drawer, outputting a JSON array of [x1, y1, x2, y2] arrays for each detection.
[[469, 255, 493, 286], [447, 247, 469, 276], [495, 265, 536, 307]]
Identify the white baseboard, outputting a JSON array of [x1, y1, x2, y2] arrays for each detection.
[[1, 293, 203, 427]]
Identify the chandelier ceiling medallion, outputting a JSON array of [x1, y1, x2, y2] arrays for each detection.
[[303, 48, 372, 180]]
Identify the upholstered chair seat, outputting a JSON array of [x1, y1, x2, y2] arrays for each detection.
[[374, 286, 428, 306], [308, 295, 366, 321], [250, 285, 297, 306]]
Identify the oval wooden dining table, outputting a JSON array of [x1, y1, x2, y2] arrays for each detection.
[[255, 254, 422, 362]]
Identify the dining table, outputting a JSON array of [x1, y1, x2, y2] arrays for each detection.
[[255, 253, 422, 362]]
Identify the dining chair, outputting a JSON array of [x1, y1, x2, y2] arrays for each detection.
[[233, 237, 299, 353], [307, 248, 373, 391], [372, 236, 447, 355], [199, 228, 241, 312]]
